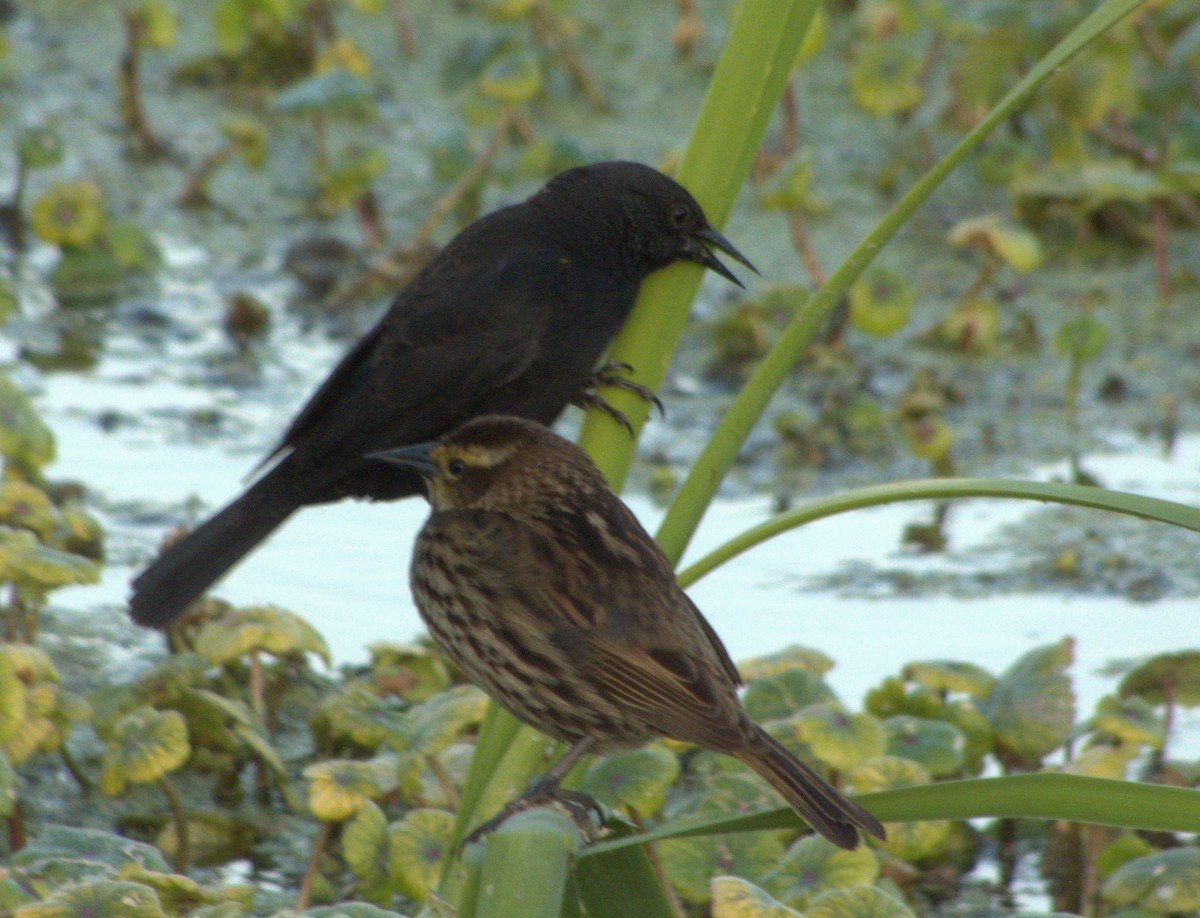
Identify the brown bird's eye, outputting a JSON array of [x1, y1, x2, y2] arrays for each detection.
[[670, 205, 689, 228], [447, 458, 467, 477]]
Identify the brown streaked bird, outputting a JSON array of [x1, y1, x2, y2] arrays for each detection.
[[129, 161, 754, 629], [372, 416, 886, 849]]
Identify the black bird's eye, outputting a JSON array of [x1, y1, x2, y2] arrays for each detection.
[[447, 458, 467, 477], [670, 205, 689, 228]]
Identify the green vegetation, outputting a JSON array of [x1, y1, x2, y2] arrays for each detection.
[[0, 0, 1197, 915]]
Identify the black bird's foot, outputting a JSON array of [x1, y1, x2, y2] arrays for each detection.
[[574, 361, 664, 435], [463, 785, 606, 847]]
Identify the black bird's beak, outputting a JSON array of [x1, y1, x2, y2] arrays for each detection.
[[686, 225, 758, 289], [367, 441, 438, 479]]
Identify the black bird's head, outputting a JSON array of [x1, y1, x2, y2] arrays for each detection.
[[368, 416, 605, 516], [536, 161, 757, 287]]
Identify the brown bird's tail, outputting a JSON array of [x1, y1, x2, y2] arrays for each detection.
[[128, 470, 300, 629], [734, 726, 886, 850]]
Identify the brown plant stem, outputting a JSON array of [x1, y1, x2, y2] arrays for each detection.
[[531, 0, 608, 112], [158, 775, 189, 873], [297, 820, 332, 911], [177, 146, 233, 208], [391, 0, 416, 56], [118, 12, 166, 158]]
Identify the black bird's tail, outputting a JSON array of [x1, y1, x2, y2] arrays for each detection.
[[129, 470, 300, 629], [734, 726, 886, 850]]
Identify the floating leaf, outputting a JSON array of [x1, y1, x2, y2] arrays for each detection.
[[980, 639, 1075, 767], [388, 807, 454, 903], [743, 669, 836, 722], [848, 267, 914, 338], [132, 0, 177, 49], [1102, 848, 1200, 913], [107, 220, 162, 271], [6, 540, 100, 592], [848, 756, 951, 861], [1094, 832, 1156, 881], [385, 686, 485, 766], [304, 757, 398, 822], [576, 744, 679, 815], [12, 825, 170, 873], [30, 180, 106, 248], [850, 42, 922, 116], [315, 36, 371, 76], [343, 799, 390, 887], [0, 374, 56, 471], [758, 155, 814, 211], [1061, 744, 1134, 779], [312, 683, 409, 751], [17, 127, 64, 170], [48, 246, 125, 306], [194, 605, 330, 666], [13, 879, 166, 917], [804, 884, 916, 918], [902, 660, 995, 699], [1053, 314, 1108, 363], [711, 875, 801, 918], [367, 641, 452, 700], [762, 835, 879, 910], [1089, 695, 1164, 748], [660, 832, 787, 905], [946, 214, 1041, 272], [4, 715, 55, 765], [884, 715, 966, 777], [1118, 651, 1200, 708], [478, 53, 542, 104], [0, 651, 27, 744], [114, 864, 223, 914], [791, 705, 887, 772], [101, 707, 190, 794]]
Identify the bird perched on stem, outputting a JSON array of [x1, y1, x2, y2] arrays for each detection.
[[372, 415, 886, 850], [130, 161, 754, 629]]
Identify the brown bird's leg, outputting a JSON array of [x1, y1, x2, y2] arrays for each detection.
[[463, 735, 603, 845]]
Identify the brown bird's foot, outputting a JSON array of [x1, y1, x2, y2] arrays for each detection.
[[463, 784, 606, 846], [574, 361, 664, 435]]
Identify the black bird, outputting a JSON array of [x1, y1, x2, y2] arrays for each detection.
[[130, 161, 754, 628]]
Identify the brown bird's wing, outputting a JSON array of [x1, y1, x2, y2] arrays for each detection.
[[260, 247, 569, 473], [438, 505, 749, 751]]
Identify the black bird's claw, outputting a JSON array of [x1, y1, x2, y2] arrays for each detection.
[[574, 361, 665, 436], [461, 785, 606, 849]]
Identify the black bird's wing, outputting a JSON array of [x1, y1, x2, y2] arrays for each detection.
[[260, 246, 571, 480]]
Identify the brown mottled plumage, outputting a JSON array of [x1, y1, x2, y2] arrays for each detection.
[[373, 416, 886, 849]]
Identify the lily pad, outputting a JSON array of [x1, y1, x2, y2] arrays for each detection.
[[744, 669, 836, 723], [1060, 744, 1135, 779], [850, 41, 922, 116], [0, 651, 27, 744], [710, 875, 801, 918], [762, 835, 879, 910], [343, 800, 390, 891], [13, 879, 166, 918], [304, 757, 398, 822], [12, 825, 169, 874], [947, 214, 1042, 271], [980, 639, 1075, 767], [193, 605, 330, 666], [883, 715, 966, 777], [478, 53, 542, 104], [1053, 314, 1108, 363], [848, 756, 952, 861], [1102, 847, 1200, 913], [0, 750, 17, 817], [312, 683, 409, 751], [790, 705, 887, 772], [901, 661, 995, 699], [389, 683, 488, 757], [659, 831, 788, 905], [1089, 695, 1164, 748], [30, 180, 106, 248], [17, 127, 64, 170], [367, 641, 452, 701], [848, 267, 914, 338], [576, 744, 679, 815], [1118, 651, 1200, 708], [804, 885, 916, 918], [388, 807, 455, 904], [0, 374, 56, 471], [101, 707, 190, 794], [740, 646, 836, 682], [0, 482, 55, 541]]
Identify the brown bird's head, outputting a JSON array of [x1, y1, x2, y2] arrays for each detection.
[[534, 161, 757, 287], [368, 416, 602, 515]]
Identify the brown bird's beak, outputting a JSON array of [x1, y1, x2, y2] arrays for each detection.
[[686, 225, 758, 288], [367, 441, 438, 479]]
